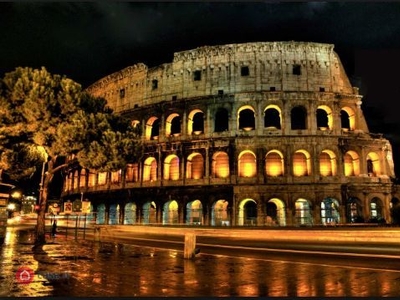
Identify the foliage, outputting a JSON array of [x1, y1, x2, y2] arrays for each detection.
[[0, 66, 142, 179]]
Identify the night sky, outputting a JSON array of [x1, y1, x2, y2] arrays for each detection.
[[2, 2, 400, 182]]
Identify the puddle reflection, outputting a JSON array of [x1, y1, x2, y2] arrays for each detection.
[[1, 229, 400, 297]]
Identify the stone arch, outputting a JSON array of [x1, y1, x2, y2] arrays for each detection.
[[212, 151, 230, 178], [96, 203, 106, 225], [266, 198, 286, 226], [344, 150, 360, 176], [346, 197, 363, 223], [295, 198, 313, 226], [367, 152, 381, 176], [321, 197, 340, 225], [319, 149, 337, 176], [370, 197, 384, 221], [291, 105, 307, 130], [143, 157, 157, 182], [145, 116, 160, 140], [265, 150, 284, 177], [340, 107, 355, 131], [293, 150, 311, 176], [142, 201, 156, 224], [238, 105, 256, 130], [166, 113, 181, 136], [186, 200, 203, 225], [238, 198, 258, 226], [211, 199, 230, 226], [162, 200, 179, 224], [316, 105, 333, 130], [238, 150, 257, 178], [264, 104, 282, 129], [164, 154, 180, 180], [124, 202, 137, 225], [187, 109, 204, 135], [186, 153, 204, 179], [108, 204, 120, 225], [214, 108, 229, 132]]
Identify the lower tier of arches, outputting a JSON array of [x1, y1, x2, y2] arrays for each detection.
[[61, 184, 396, 226]]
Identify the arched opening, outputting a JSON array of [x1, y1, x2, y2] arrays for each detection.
[[73, 170, 79, 190], [319, 150, 337, 176], [295, 198, 312, 226], [186, 200, 203, 225], [212, 152, 230, 178], [370, 197, 383, 221], [291, 106, 307, 130], [238, 106, 255, 130], [266, 198, 286, 226], [214, 108, 229, 132], [88, 170, 96, 188], [346, 197, 363, 223], [96, 204, 106, 225], [108, 204, 120, 225], [367, 152, 381, 177], [164, 155, 180, 180], [145, 117, 160, 140], [143, 157, 157, 182], [265, 150, 284, 177], [264, 105, 281, 129], [321, 198, 340, 225], [98, 172, 107, 186], [79, 169, 86, 188], [163, 200, 179, 224], [316, 105, 333, 130], [142, 201, 156, 224], [211, 200, 230, 226], [124, 203, 137, 224], [166, 113, 181, 136], [293, 150, 311, 176], [344, 151, 360, 176], [111, 169, 121, 184], [238, 199, 257, 226], [238, 150, 257, 178], [186, 153, 204, 179], [188, 109, 204, 135], [126, 163, 139, 182], [340, 107, 355, 131]]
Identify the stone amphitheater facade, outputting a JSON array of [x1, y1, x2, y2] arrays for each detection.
[[61, 41, 398, 226]]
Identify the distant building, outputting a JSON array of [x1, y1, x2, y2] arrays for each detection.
[[61, 41, 399, 226]]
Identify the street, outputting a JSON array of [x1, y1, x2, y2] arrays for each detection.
[[1, 225, 400, 297]]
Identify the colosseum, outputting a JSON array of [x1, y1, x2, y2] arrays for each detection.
[[61, 41, 398, 226]]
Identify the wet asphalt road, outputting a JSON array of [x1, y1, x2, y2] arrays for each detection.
[[1, 226, 400, 297]]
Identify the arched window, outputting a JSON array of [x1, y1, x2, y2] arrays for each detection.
[[186, 153, 204, 179], [186, 200, 203, 225], [98, 172, 107, 185], [215, 108, 229, 132], [264, 105, 281, 129], [317, 105, 333, 130], [164, 155, 180, 180], [370, 197, 383, 220], [295, 198, 312, 225], [238, 151, 257, 178], [143, 157, 157, 182], [344, 151, 360, 176], [238, 106, 255, 130], [111, 170, 121, 184], [79, 169, 86, 188], [145, 117, 160, 140], [265, 150, 284, 176], [319, 150, 337, 176], [340, 107, 355, 131], [126, 163, 139, 182], [212, 152, 230, 178], [188, 109, 204, 135], [366, 152, 381, 177], [293, 150, 311, 176], [73, 170, 79, 190], [291, 106, 307, 130], [166, 113, 181, 136]]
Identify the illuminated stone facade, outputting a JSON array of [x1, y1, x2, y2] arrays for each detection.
[[61, 41, 397, 226]]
